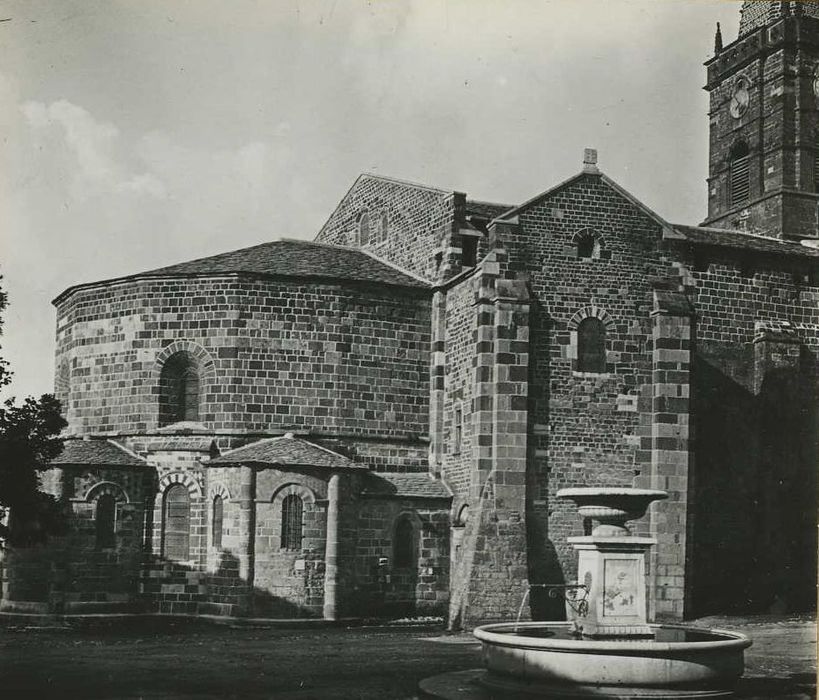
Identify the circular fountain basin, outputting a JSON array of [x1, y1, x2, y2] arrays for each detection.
[[473, 622, 752, 698]]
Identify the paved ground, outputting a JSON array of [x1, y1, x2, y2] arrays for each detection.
[[0, 614, 814, 699]]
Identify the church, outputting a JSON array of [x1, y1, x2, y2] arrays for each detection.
[[1, 1, 817, 626]]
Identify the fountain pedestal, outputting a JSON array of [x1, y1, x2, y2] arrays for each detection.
[[569, 535, 655, 637]]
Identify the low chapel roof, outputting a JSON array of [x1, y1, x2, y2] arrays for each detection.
[[50, 438, 147, 467], [54, 239, 429, 304], [208, 434, 365, 470], [360, 472, 452, 499]]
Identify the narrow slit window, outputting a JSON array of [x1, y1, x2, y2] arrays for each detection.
[[95, 494, 116, 550], [212, 495, 224, 550], [453, 405, 463, 454], [281, 494, 304, 551], [163, 484, 190, 561]]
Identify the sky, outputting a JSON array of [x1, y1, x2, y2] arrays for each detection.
[[0, 0, 740, 400]]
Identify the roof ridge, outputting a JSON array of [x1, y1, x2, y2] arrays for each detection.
[[104, 438, 147, 463], [360, 172, 454, 195]]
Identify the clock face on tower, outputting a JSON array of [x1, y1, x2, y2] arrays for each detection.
[[730, 77, 750, 118]]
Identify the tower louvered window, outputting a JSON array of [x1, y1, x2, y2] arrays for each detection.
[[281, 494, 303, 551], [729, 142, 751, 207]]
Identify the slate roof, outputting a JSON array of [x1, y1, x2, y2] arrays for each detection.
[[209, 434, 365, 469], [671, 224, 819, 258], [360, 472, 451, 499], [55, 239, 430, 304], [143, 239, 429, 287], [50, 439, 147, 467]]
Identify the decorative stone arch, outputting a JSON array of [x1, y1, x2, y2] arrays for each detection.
[[154, 340, 216, 381], [158, 471, 203, 500], [207, 481, 232, 502], [84, 481, 129, 504], [567, 306, 615, 372], [571, 227, 607, 259], [567, 306, 616, 332], [271, 482, 317, 506]]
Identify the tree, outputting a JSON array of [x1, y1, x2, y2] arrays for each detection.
[[0, 279, 67, 546]]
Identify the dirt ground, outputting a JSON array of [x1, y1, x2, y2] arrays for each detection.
[[0, 618, 479, 699], [0, 615, 815, 699]]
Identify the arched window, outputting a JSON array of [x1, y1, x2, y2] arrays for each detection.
[[281, 494, 303, 550], [577, 317, 606, 373], [729, 141, 750, 207], [159, 352, 200, 426], [358, 211, 371, 246], [394, 517, 416, 569], [163, 484, 190, 561], [95, 493, 116, 549], [212, 495, 224, 550], [577, 234, 601, 259]]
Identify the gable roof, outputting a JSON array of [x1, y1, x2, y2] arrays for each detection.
[[50, 438, 147, 467], [466, 200, 515, 220], [492, 170, 671, 232], [55, 239, 430, 305], [208, 434, 365, 470]]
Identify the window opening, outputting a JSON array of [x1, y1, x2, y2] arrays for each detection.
[[281, 494, 304, 550], [729, 141, 751, 207], [212, 495, 224, 550], [394, 517, 415, 568], [461, 236, 478, 267], [95, 493, 116, 549], [577, 317, 606, 373], [163, 484, 190, 561], [159, 352, 200, 426]]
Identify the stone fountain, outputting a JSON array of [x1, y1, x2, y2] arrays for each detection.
[[421, 488, 752, 699]]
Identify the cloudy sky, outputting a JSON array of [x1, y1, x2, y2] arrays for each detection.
[[1, 0, 740, 400]]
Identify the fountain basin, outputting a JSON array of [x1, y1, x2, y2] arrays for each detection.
[[557, 487, 668, 536], [473, 622, 752, 698]]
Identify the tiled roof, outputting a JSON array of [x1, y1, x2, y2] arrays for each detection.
[[142, 239, 429, 288], [466, 200, 515, 220], [208, 434, 364, 469], [671, 224, 819, 258], [50, 439, 147, 467], [360, 472, 451, 499]]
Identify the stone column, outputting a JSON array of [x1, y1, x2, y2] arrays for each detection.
[[429, 290, 447, 476], [237, 464, 256, 614], [648, 290, 693, 620], [323, 472, 341, 620]]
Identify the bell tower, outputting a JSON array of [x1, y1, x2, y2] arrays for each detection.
[[703, 1, 819, 239]]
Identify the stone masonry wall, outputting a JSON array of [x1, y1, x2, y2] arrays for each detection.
[[501, 174, 676, 609], [55, 276, 430, 439], [314, 174, 462, 282]]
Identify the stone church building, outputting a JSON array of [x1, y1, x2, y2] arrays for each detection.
[[2, 1, 818, 625]]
